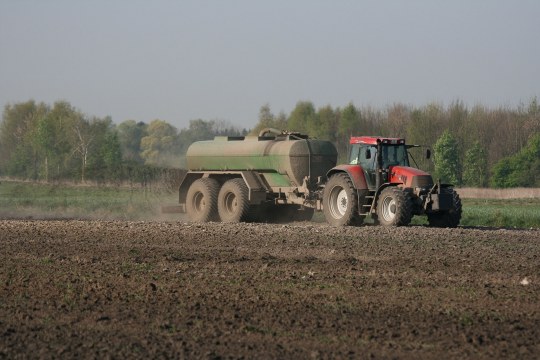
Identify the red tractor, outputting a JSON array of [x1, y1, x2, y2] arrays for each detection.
[[322, 136, 462, 227]]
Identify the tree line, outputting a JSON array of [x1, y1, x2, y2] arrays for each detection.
[[0, 100, 246, 185], [1, 99, 538, 188], [252, 100, 540, 187]]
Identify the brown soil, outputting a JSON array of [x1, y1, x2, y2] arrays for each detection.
[[1, 220, 538, 359]]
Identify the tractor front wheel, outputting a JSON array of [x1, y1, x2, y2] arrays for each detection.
[[427, 188, 462, 228], [376, 187, 412, 226]]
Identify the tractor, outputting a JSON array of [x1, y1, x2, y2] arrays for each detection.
[[323, 136, 462, 227]]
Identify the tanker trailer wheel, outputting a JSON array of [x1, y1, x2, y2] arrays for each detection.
[[323, 173, 359, 226], [218, 178, 250, 223], [427, 187, 462, 228], [185, 178, 220, 222], [376, 187, 412, 226]]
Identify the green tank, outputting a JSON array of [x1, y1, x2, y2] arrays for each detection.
[[186, 130, 337, 188]]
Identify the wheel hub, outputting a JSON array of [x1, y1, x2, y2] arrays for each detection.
[[329, 186, 348, 218], [382, 196, 397, 222], [194, 192, 205, 212], [224, 192, 237, 213]]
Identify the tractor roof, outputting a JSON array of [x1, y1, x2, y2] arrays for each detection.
[[350, 136, 405, 145]]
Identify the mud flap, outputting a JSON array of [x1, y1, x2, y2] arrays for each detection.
[[241, 171, 268, 204]]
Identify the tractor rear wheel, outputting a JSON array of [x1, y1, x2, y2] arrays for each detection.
[[376, 187, 412, 226], [185, 178, 220, 222], [323, 173, 359, 226], [427, 188, 462, 228], [218, 178, 250, 223]]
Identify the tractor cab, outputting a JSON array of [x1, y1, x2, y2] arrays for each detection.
[[348, 137, 410, 189]]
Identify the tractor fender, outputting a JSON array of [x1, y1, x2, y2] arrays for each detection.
[[371, 182, 405, 212], [326, 165, 368, 190], [373, 182, 402, 198]]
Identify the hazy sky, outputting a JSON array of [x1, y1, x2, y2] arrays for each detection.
[[1, 0, 539, 130]]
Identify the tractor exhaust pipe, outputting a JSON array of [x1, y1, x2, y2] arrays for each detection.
[[375, 139, 384, 190]]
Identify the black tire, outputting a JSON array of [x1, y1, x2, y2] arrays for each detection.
[[427, 188, 462, 228], [376, 187, 412, 226], [185, 178, 220, 222], [323, 173, 359, 226], [218, 178, 250, 223]]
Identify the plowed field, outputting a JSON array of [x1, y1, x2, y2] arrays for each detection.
[[1, 220, 538, 358]]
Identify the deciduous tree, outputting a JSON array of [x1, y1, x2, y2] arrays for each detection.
[[288, 101, 316, 134], [0, 100, 48, 178], [117, 120, 147, 163], [463, 141, 488, 187], [491, 133, 540, 188], [140, 120, 178, 166], [433, 130, 461, 185]]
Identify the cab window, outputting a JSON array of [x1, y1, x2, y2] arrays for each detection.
[[349, 144, 376, 170]]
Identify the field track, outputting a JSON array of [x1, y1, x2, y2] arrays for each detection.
[[1, 220, 538, 358]]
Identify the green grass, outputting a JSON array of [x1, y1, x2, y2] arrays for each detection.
[[1, 180, 539, 228], [460, 198, 540, 228], [314, 196, 539, 229], [0, 180, 178, 220], [409, 198, 540, 228]]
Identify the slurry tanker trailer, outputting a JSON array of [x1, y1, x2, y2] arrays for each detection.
[[176, 128, 461, 227]]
